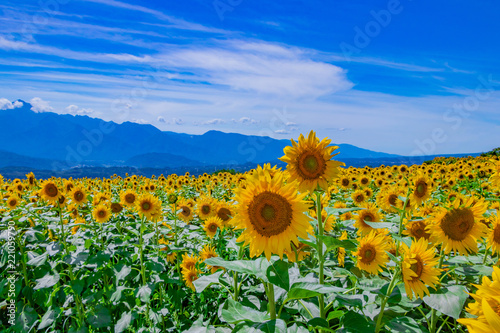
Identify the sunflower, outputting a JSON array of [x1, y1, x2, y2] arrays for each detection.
[[338, 176, 351, 190], [26, 172, 36, 187], [177, 200, 194, 223], [200, 245, 220, 273], [353, 231, 390, 275], [354, 203, 384, 236], [92, 204, 111, 223], [197, 196, 216, 220], [216, 202, 234, 226], [427, 197, 488, 255], [110, 202, 123, 214], [401, 238, 442, 300], [410, 173, 432, 206], [7, 195, 20, 210], [182, 268, 200, 291], [351, 190, 367, 204], [180, 253, 198, 271], [120, 189, 137, 207], [232, 168, 312, 260], [279, 130, 344, 193], [69, 187, 87, 206], [487, 214, 500, 255], [136, 193, 162, 220], [403, 219, 431, 241], [458, 267, 500, 332], [376, 187, 401, 213], [39, 180, 61, 203], [166, 252, 177, 264], [203, 216, 222, 239]]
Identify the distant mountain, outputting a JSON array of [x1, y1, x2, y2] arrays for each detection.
[[0, 100, 400, 170]]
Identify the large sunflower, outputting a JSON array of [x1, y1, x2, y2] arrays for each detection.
[[120, 189, 137, 207], [232, 168, 312, 260], [92, 204, 111, 223], [427, 197, 487, 255], [135, 193, 162, 220], [354, 203, 384, 236], [401, 238, 442, 300], [180, 253, 198, 271], [279, 130, 344, 193], [410, 173, 433, 206], [458, 267, 500, 332], [197, 196, 216, 220], [39, 180, 61, 203], [353, 231, 390, 275]]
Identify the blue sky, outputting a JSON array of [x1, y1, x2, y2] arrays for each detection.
[[0, 0, 499, 155]]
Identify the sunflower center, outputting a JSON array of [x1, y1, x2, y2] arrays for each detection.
[[201, 204, 211, 215], [217, 208, 231, 221], [209, 223, 217, 232], [125, 193, 135, 203], [297, 151, 326, 179], [142, 202, 151, 211], [341, 179, 350, 186], [248, 191, 293, 237], [360, 245, 376, 264], [75, 191, 84, 201], [388, 194, 398, 206], [415, 181, 427, 198], [355, 194, 364, 202], [46, 184, 58, 197], [181, 206, 191, 217], [363, 213, 373, 222], [493, 225, 500, 244], [440, 208, 474, 241], [98, 210, 106, 218], [410, 258, 423, 280]]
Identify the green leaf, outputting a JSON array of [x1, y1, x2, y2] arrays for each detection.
[[327, 310, 344, 321], [423, 285, 468, 319], [87, 304, 112, 329], [286, 283, 344, 301], [364, 221, 395, 229], [376, 282, 402, 305], [114, 264, 132, 282], [34, 271, 60, 290], [204, 257, 276, 281], [385, 317, 428, 333], [110, 286, 129, 303], [135, 284, 153, 303], [38, 306, 58, 329], [233, 319, 287, 333], [320, 235, 357, 251], [340, 311, 375, 333], [307, 317, 330, 330], [267, 260, 290, 291], [325, 207, 363, 215], [287, 323, 310, 333], [114, 311, 132, 333], [220, 298, 269, 324], [193, 270, 224, 293], [27, 251, 48, 266]]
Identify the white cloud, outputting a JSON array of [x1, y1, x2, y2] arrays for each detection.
[[203, 118, 225, 125], [13, 100, 23, 108], [157, 116, 166, 123], [275, 129, 289, 134], [173, 118, 183, 125], [30, 97, 53, 113], [232, 117, 260, 124], [132, 118, 148, 124], [0, 98, 23, 110], [65, 104, 94, 115]]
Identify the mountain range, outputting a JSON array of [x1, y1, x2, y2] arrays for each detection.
[[0, 100, 407, 172]]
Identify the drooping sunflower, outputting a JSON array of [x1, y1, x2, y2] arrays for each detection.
[[39, 180, 61, 203], [182, 268, 200, 291], [26, 172, 36, 187], [200, 245, 221, 273], [353, 231, 390, 275], [120, 189, 137, 207], [203, 216, 222, 239], [232, 168, 312, 260], [458, 267, 500, 332], [338, 231, 348, 267], [427, 197, 488, 255], [69, 187, 87, 206], [197, 196, 216, 220], [136, 193, 162, 220], [284, 242, 310, 263], [279, 130, 344, 193], [353, 203, 384, 236], [401, 238, 442, 300], [166, 252, 177, 264], [92, 204, 111, 223], [487, 214, 500, 255]]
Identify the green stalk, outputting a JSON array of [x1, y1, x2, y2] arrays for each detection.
[[375, 269, 400, 333], [267, 282, 276, 320], [138, 215, 151, 326], [173, 202, 178, 247], [430, 247, 446, 333], [315, 191, 326, 320]]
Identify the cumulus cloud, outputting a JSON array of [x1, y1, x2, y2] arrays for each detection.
[[132, 118, 148, 124], [0, 98, 23, 110], [30, 97, 53, 113], [157, 116, 166, 123], [275, 129, 289, 134], [203, 118, 225, 125], [232, 117, 259, 124], [65, 104, 94, 115]]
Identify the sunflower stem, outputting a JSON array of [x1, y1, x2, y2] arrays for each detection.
[[100, 221, 105, 250], [138, 215, 151, 326], [267, 282, 276, 320], [315, 191, 326, 322], [430, 247, 446, 333], [173, 202, 178, 247], [375, 268, 400, 333]]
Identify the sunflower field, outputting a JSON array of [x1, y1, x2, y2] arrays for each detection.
[[1, 131, 500, 333]]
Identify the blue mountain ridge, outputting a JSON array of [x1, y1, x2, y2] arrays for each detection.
[[0, 100, 400, 170]]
